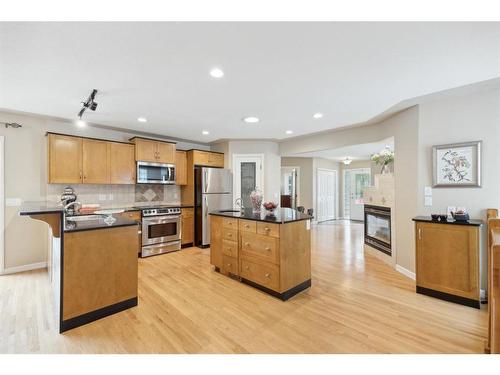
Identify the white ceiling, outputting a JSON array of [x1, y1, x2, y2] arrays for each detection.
[[1, 22, 499, 143], [296, 138, 394, 162]]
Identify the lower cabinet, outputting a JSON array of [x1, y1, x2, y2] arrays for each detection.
[[181, 208, 194, 246], [415, 220, 481, 308], [210, 215, 311, 299]]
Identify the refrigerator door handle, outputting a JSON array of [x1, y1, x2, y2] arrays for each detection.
[[204, 170, 209, 193], [204, 196, 208, 217]]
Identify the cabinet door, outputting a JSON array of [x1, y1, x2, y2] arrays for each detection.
[[82, 139, 110, 184], [134, 139, 157, 162], [156, 142, 176, 164], [209, 215, 223, 268], [181, 208, 194, 245], [192, 150, 210, 166], [109, 143, 136, 184], [48, 134, 83, 183], [208, 152, 224, 168], [175, 150, 187, 185], [416, 222, 479, 300]]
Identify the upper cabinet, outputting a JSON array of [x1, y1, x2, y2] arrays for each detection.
[[48, 133, 136, 185], [48, 134, 83, 184], [109, 143, 136, 184], [175, 150, 187, 185], [131, 138, 176, 164], [82, 139, 109, 184], [192, 150, 224, 168]]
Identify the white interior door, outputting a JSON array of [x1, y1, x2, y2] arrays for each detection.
[[317, 169, 337, 222], [348, 168, 371, 221], [233, 154, 264, 209]]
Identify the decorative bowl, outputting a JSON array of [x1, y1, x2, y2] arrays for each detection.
[[263, 201, 278, 213]]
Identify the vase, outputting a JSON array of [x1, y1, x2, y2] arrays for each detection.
[[249, 189, 263, 213], [381, 164, 390, 174]]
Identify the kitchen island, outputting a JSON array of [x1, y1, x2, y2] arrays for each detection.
[[20, 202, 140, 332], [209, 208, 312, 300]]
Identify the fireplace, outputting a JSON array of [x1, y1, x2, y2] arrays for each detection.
[[364, 205, 392, 256]]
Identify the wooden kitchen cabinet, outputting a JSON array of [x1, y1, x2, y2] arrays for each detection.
[[82, 139, 110, 184], [414, 218, 482, 308], [192, 150, 224, 167], [48, 134, 83, 183], [109, 142, 136, 184], [131, 137, 176, 164], [181, 207, 194, 246], [175, 150, 187, 185]]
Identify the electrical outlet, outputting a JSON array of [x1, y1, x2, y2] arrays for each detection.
[[424, 186, 432, 196], [424, 196, 432, 207]]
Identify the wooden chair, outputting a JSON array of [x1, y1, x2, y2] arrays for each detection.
[[486, 209, 500, 353]]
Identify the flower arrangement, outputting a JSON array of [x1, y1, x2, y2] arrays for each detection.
[[371, 146, 394, 174]]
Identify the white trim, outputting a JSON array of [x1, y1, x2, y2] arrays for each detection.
[[0, 136, 4, 274], [1, 261, 47, 275], [232, 153, 265, 204], [395, 264, 416, 280], [316, 168, 338, 222], [281, 166, 300, 208]]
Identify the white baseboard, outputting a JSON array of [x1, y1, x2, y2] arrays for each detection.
[[1, 261, 47, 275], [395, 264, 416, 280]]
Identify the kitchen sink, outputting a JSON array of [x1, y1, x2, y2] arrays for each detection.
[[66, 214, 106, 222]]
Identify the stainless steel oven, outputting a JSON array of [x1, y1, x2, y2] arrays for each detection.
[[141, 207, 181, 257], [137, 161, 176, 184]]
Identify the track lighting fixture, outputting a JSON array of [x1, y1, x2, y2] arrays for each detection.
[[78, 89, 99, 119]]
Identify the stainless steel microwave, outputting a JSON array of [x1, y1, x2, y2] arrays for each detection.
[[137, 161, 176, 184]]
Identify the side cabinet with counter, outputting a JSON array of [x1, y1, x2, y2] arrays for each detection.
[[181, 207, 194, 247], [413, 216, 482, 308], [210, 208, 312, 300]]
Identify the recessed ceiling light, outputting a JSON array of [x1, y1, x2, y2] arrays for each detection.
[[209, 68, 224, 78], [202, 130, 210, 135], [285, 130, 294, 135], [76, 119, 86, 127], [243, 116, 260, 124], [313, 112, 324, 119], [137, 117, 147, 123]]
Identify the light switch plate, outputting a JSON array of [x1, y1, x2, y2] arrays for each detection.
[[98, 194, 107, 201], [108, 194, 114, 201], [424, 196, 432, 207], [424, 186, 432, 196]]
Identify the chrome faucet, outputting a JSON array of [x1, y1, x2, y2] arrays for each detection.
[[64, 201, 81, 214], [235, 198, 244, 212]]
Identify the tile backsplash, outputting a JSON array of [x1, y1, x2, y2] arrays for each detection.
[[47, 184, 181, 207]]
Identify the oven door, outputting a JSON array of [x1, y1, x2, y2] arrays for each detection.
[[137, 162, 176, 184], [142, 215, 181, 246]]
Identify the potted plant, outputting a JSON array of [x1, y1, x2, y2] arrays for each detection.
[[371, 146, 394, 174]]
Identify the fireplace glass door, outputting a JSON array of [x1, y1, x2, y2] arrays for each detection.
[[364, 205, 391, 255]]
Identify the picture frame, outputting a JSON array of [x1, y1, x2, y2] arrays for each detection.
[[432, 141, 482, 188]]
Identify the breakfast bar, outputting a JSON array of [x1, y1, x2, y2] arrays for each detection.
[[209, 208, 312, 300]]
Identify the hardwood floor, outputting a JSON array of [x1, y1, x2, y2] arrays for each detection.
[[0, 220, 487, 353]]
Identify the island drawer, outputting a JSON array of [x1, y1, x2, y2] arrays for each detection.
[[222, 228, 238, 241], [257, 222, 280, 238], [117, 210, 141, 221], [241, 232, 279, 264], [222, 217, 238, 229], [239, 219, 256, 233], [222, 255, 238, 275], [240, 258, 279, 292], [222, 239, 238, 257]]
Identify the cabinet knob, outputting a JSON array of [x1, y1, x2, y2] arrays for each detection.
[[265, 247, 271, 251], [245, 242, 250, 246], [245, 225, 249, 228], [264, 227, 270, 231], [227, 263, 231, 267], [227, 233, 232, 237], [245, 266, 249, 270], [265, 273, 270, 278]]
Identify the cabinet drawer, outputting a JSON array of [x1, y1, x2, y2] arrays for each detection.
[[222, 255, 238, 275], [239, 219, 256, 233], [222, 228, 238, 242], [241, 233, 279, 264], [240, 259, 279, 292], [257, 222, 280, 238], [117, 211, 141, 221], [222, 239, 238, 258], [209, 153, 224, 167], [181, 208, 194, 219], [222, 217, 238, 229]]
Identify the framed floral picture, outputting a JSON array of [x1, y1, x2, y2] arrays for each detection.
[[433, 141, 482, 187]]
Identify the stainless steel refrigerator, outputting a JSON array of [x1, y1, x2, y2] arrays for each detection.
[[194, 167, 233, 247]]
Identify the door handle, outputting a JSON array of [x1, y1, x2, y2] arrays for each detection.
[[204, 170, 209, 192], [204, 196, 208, 217], [418, 228, 422, 240]]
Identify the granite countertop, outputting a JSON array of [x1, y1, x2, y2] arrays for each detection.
[[63, 216, 139, 233], [210, 207, 312, 224], [412, 216, 483, 227]]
